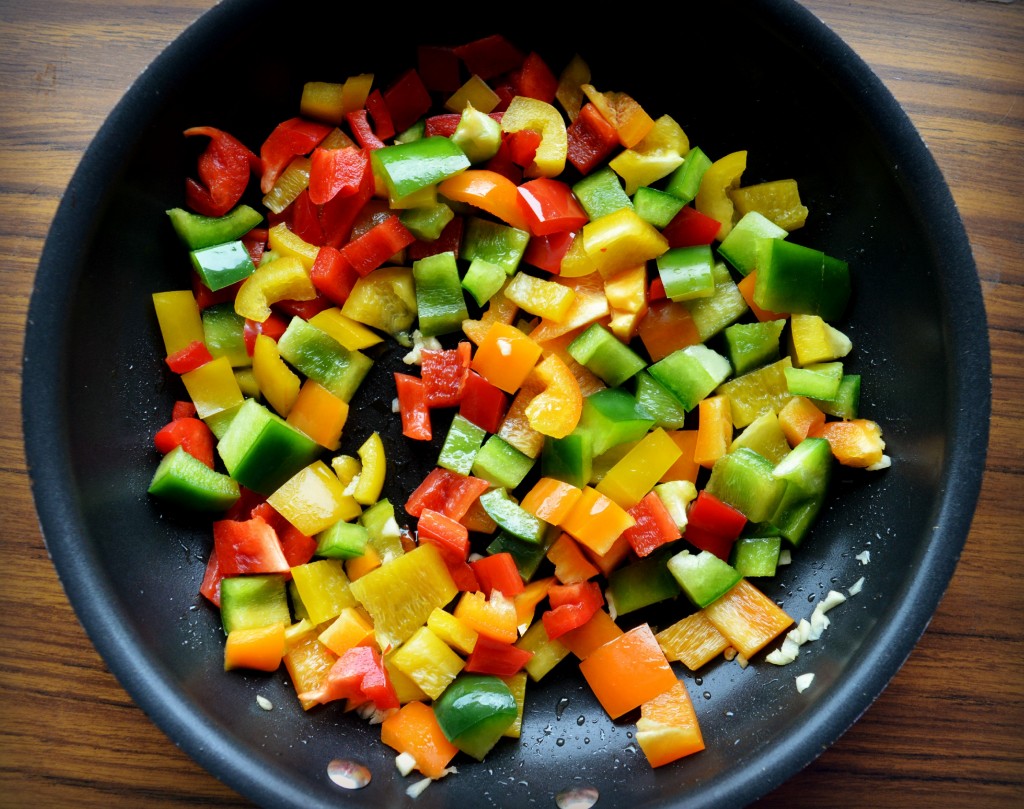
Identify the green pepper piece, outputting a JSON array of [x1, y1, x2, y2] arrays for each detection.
[[434, 674, 518, 761], [648, 344, 732, 412], [399, 202, 454, 241], [219, 574, 290, 634], [216, 398, 322, 495], [479, 488, 545, 544], [412, 251, 469, 337], [359, 498, 405, 564], [394, 119, 426, 144], [770, 436, 832, 546], [784, 361, 844, 400], [189, 240, 256, 292], [567, 322, 647, 388], [147, 445, 240, 511], [461, 257, 507, 307], [486, 525, 558, 581], [754, 238, 851, 320], [461, 217, 530, 275], [438, 414, 486, 476], [718, 211, 788, 276], [663, 146, 712, 204], [277, 316, 373, 402], [667, 549, 742, 609], [471, 435, 536, 490], [809, 374, 860, 419], [706, 447, 787, 523], [540, 430, 593, 489], [315, 521, 369, 560], [451, 103, 502, 163], [606, 546, 682, 616], [633, 370, 689, 430], [577, 388, 655, 457], [572, 166, 633, 220], [683, 260, 749, 342], [371, 136, 471, 200], [201, 302, 249, 368], [167, 204, 263, 251], [730, 535, 782, 577], [723, 318, 786, 376], [657, 245, 716, 301], [632, 186, 686, 229]]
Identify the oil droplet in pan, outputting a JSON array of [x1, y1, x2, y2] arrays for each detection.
[[556, 786, 599, 809], [327, 759, 372, 790]]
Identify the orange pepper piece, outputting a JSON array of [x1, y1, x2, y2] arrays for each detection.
[[693, 395, 733, 469], [811, 418, 886, 467], [560, 486, 636, 557], [524, 353, 583, 439], [437, 169, 531, 232], [636, 681, 706, 768], [559, 608, 624, 660], [659, 430, 700, 484], [777, 396, 827, 447], [520, 478, 584, 525], [380, 701, 459, 779], [579, 623, 677, 719], [545, 533, 599, 584], [286, 379, 349, 450], [453, 590, 519, 644], [737, 271, 788, 322], [470, 321, 543, 394], [703, 579, 794, 659], [224, 623, 286, 672]]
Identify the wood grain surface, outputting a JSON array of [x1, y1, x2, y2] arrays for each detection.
[[0, 1, 1020, 807]]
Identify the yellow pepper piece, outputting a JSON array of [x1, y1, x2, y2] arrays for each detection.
[[529, 273, 610, 343], [352, 431, 386, 506], [268, 460, 361, 536], [730, 178, 809, 231], [262, 156, 311, 215], [234, 255, 316, 323], [581, 84, 655, 148], [427, 607, 478, 655], [331, 454, 361, 487], [341, 73, 374, 114], [267, 222, 320, 270], [287, 379, 349, 451], [517, 619, 571, 681], [382, 652, 430, 704], [252, 333, 300, 417], [501, 671, 528, 738], [609, 115, 689, 195], [788, 313, 853, 366], [503, 271, 576, 322], [603, 264, 649, 343], [500, 96, 567, 178], [180, 355, 244, 419], [595, 428, 684, 510], [581, 208, 669, 278], [555, 54, 591, 122], [695, 150, 747, 240], [300, 81, 347, 125], [152, 290, 204, 355], [557, 234, 600, 278], [290, 559, 359, 626], [389, 626, 465, 700], [445, 74, 500, 114], [309, 308, 384, 351], [524, 354, 583, 439]]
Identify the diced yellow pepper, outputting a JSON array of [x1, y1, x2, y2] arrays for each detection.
[[524, 353, 583, 440], [262, 156, 311, 215], [730, 178, 809, 231], [234, 255, 316, 323], [445, 74, 500, 114], [501, 672, 528, 738], [788, 313, 853, 366], [234, 367, 259, 397], [557, 234, 600, 278], [595, 428, 684, 510], [555, 54, 591, 122], [383, 651, 430, 704], [603, 264, 649, 342], [503, 271, 577, 322], [268, 460, 361, 536], [516, 619, 570, 681], [581, 208, 669, 278], [317, 606, 375, 656], [308, 308, 384, 351], [500, 96, 567, 178], [152, 290, 205, 355], [290, 559, 358, 626], [287, 379, 349, 451], [427, 607, 479, 655], [609, 115, 688, 195], [300, 81, 347, 124], [180, 355, 244, 419], [341, 73, 374, 114], [352, 431, 385, 506], [267, 222, 320, 270], [389, 626, 465, 700], [331, 454, 361, 487], [695, 150, 747, 240], [252, 333, 300, 417]]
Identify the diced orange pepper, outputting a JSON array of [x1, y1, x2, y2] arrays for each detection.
[[520, 478, 584, 525], [462, 284, 519, 345], [582, 532, 632, 579], [524, 353, 583, 439], [453, 590, 519, 644], [637, 299, 702, 362], [380, 701, 459, 780], [460, 495, 499, 534], [655, 610, 730, 671], [438, 169, 532, 232], [694, 395, 733, 469], [558, 608, 624, 659], [470, 321, 543, 394], [286, 379, 349, 450], [580, 84, 655, 148], [660, 430, 700, 484], [579, 623, 677, 719], [703, 579, 794, 659], [737, 271, 787, 322], [514, 576, 556, 629], [283, 627, 338, 711], [224, 623, 286, 672], [560, 486, 636, 557], [811, 418, 886, 467], [778, 396, 827, 447], [317, 606, 375, 657], [344, 543, 382, 581], [545, 533, 599, 584], [636, 681, 705, 768]]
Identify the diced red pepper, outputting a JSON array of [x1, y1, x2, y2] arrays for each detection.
[[165, 339, 213, 374], [470, 553, 525, 598], [223, 485, 266, 522], [506, 129, 542, 168], [394, 372, 432, 441], [364, 89, 395, 142], [286, 189, 325, 246], [514, 52, 558, 103], [405, 467, 491, 522], [192, 269, 242, 309], [278, 522, 318, 569], [213, 515, 290, 577], [183, 126, 257, 218], [383, 69, 433, 134], [649, 276, 667, 301], [684, 490, 747, 561], [340, 215, 415, 276], [417, 44, 462, 93], [199, 547, 223, 606], [309, 146, 370, 206], [308, 245, 359, 307], [424, 112, 503, 139], [622, 491, 683, 558], [517, 177, 589, 236], [171, 400, 198, 420], [259, 117, 333, 195], [407, 215, 464, 262], [345, 108, 386, 151], [542, 581, 605, 640], [458, 370, 509, 434], [524, 230, 575, 274], [310, 646, 400, 711], [242, 311, 289, 356], [153, 416, 216, 469], [319, 157, 375, 248], [662, 206, 722, 248], [483, 137, 522, 184], [420, 342, 472, 408], [241, 227, 268, 266], [416, 508, 471, 564], [490, 81, 516, 113], [464, 636, 534, 677], [453, 34, 525, 79], [566, 103, 620, 176], [273, 293, 331, 320]]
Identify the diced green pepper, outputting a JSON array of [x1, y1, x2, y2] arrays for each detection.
[[219, 574, 290, 634], [399, 202, 454, 241], [438, 414, 487, 476], [572, 166, 633, 220], [567, 322, 647, 388], [461, 217, 530, 275], [412, 251, 469, 337], [461, 257, 507, 307], [770, 436, 832, 546], [723, 318, 786, 376], [277, 316, 373, 402], [201, 302, 249, 368], [472, 435, 536, 490], [683, 260, 749, 341], [633, 370, 689, 430], [648, 343, 732, 412], [540, 430, 593, 489], [479, 488, 545, 544], [754, 238, 850, 320], [657, 245, 716, 301], [147, 445, 240, 511], [705, 447, 787, 523], [315, 520, 369, 560], [606, 546, 682, 616], [784, 361, 844, 400], [371, 136, 471, 200], [189, 240, 256, 292], [731, 534, 782, 577], [434, 674, 519, 761], [486, 527, 558, 581], [809, 374, 861, 419], [632, 186, 685, 228], [577, 388, 655, 457], [667, 549, 742, 609], [718, 211, 787, 276], [663, 146, 712, 204], [167, 204, 263, 251]]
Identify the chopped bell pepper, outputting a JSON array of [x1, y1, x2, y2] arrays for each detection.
[[183, 126, 257, 218], [694, 150, 747, 240], [499, 96, 567, 178]]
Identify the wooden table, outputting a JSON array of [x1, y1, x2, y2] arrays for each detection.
[[1, 1, 1020, 806]]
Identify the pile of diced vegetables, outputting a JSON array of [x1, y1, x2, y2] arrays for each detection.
[[148, 33, 889, 788]]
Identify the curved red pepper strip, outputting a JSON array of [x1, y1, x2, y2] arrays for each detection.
[[183, 126, 257, 217]]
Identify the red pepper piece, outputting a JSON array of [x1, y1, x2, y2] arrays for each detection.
[[191, 269, 241, 309], [319, 161, 375, 248], [164, 339, 213, 374], [223, 485, 266, 522], [483, 137, 522, 184], [308, 646, 400, 711], [622, 491, 683, 558], [416, 508, 471, 564], [407, 215, 464, 261], [458, 370, 509, 434], [464, 636, 534, 677], [566, 102, 620, 176], [365, 89, 395, 142], [259, 117, 332, 194], [394, 372, 432, 441], [454, 34, 525, 79], [405, 467, 491, 522], [517, 177, 589, 236], [384, 68, 433, 133], [649, 276, 667, 301], [542, 581, 605, 640], [309, 245, 359, 307], [213, 515, 290, 577], [243, 311, 288, 356], [183, 126, 257, 217], [524, 230, 575, 274], [286, 188, 325, 245], [684, 490, 747, 561], [421, 342, 472, 408], [417, 44, 462, 93], [340, 215, 415, 277], [514, 52, 558, 103], [199, 548, 223, 606], [153, 416, 216, 469], [171, 400, 198, 420], [309, 146, 370, 206], [506, 129, 541, 168], [470, 553, 525, 598], [425, 112, 503, 138], [273, 293, 331, 320], [278, 523, 318, 569], [241, 227, 268, 266], [662, 206, 722, 248], [345, 108, 386, 150], [490, 81, 516, 113]]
